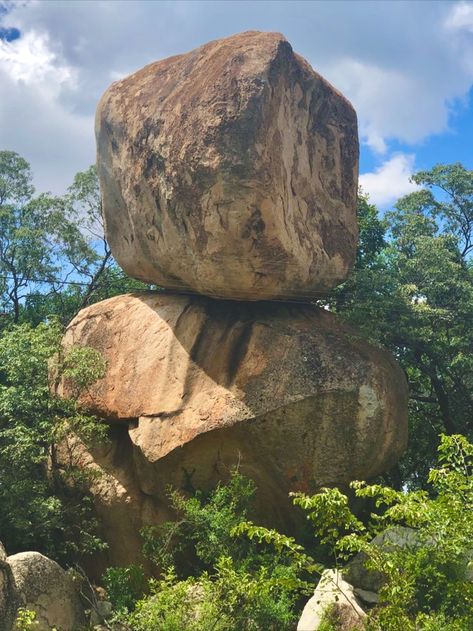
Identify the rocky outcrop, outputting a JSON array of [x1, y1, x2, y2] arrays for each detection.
[[96, 31, 358, 301], [7, 552, 86, 631], [297, 569, 366, 631], [0, 543, 18, 631], [55, 292, 408, 564], [52, 30, 408, 572]]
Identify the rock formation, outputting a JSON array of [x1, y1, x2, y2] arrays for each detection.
[[297, 569, 366, 631], [54, 31, 408, 568], [7, 552, 86, 631], [96, 31, 358, 301], [56, 292, 407, 566]]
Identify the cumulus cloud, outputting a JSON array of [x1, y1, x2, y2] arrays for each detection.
[[359, 154, 419, 207], [0, 28, 74, 83], [446, 1, 473, 32], [0, 0, 472, 192], [0, 26, 93, 193]]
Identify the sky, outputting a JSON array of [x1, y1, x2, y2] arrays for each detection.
[[0, 0, 472, 208]]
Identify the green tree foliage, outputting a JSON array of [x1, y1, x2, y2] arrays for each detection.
[[0, 320, 107, 563], [125, 559, 298, 631], [0, 151, 149, 327], [0, 151, 67, 323], [103, 564, 148, 612], [328, 165, 473, 485], [141, 472, 261, 576]]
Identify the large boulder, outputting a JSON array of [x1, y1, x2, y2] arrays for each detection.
[[55, 292, 407, 565], [0, 543, 18, 631], [7, 552, 86, 631], [96, 31, 358, 301]]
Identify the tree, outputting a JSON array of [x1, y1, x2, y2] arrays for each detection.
[[238, 434, 473, 630], [327, 166, 473, 486], [0, 319, 107, 562], [0, 151, 65, 323], [0, 152, 150, 326]]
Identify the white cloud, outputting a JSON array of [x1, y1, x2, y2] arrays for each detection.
[[325, 58, 450, 154], [445, 1, 473, 32], [0, 29, 74, 84], [359, 154, 419, 207], [0, 28, 93, 194]]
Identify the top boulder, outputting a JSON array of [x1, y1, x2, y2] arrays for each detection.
[[96, 31, 359, 300]]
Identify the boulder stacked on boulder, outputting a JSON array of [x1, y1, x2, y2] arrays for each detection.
[[56, 31, 408, 568]]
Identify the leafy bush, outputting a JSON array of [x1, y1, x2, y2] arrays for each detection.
[[142, 471, 270, 576], [239, 434, 473, 630], [126, 559, 298, 631], [109, 471, 309, 629], [15, 608, 37, 631], [102, 564, 147, 612], [107, 436, 473, 630], [0, 320, 107, 563]]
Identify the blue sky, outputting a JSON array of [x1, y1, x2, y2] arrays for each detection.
[[0, 0, 472, 207]]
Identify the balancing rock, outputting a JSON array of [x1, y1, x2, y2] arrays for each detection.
[[96, 31, 358, 300]]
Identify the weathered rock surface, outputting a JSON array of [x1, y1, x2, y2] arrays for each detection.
[[0, 543, 18, 631], [56, 292, 407, 566], [7, 552, 85, 631], [297, 569, 366, 630], [96, 31, 358, 301]]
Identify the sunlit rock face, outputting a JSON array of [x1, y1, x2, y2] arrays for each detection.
[[96, 31, 359, 301], [56, 292, 408, 567]]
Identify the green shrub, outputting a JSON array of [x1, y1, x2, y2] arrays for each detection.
[[15, 608, 37, 631], [109, 435, 473, 630], [109, 471, 310, 630], [238, 434, 473, 630], [142, 471, 274, 576], [102, 564, 147, 612], [126, 559, 298, 631], [0, 320, 107, 563]]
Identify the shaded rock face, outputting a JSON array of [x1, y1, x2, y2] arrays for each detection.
[[7, 552, 85, 631], [56, 292, 408, 566], [96, 31, 358, 301]]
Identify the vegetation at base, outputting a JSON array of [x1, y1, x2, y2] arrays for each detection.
[[105, 472, 308, 630], [14, 608, 38, 631], [106, 434, 473, 630], [103, 564, 148, 613]]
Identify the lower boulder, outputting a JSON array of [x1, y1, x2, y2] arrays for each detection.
[[55, 292, 408, 566], [7, 552, 85, 631]]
